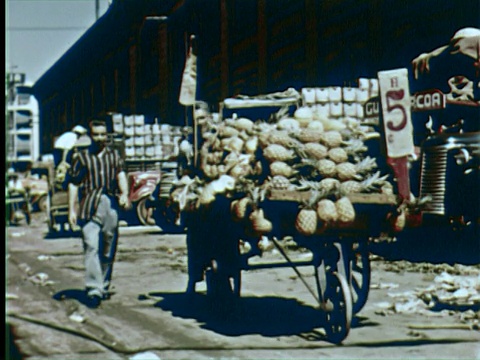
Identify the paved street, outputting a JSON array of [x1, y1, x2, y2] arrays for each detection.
[[6, 212, 480, 359]]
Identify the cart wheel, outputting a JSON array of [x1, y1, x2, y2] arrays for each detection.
[[136, 197, 155, 226], [323, 272, 352, 344], [350, 242, 371, 314], [37, 195, 48, 212]]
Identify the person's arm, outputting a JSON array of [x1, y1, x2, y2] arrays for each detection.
[[68, 182, 79, 229], [117, 171, 131, 210], [412, 45, 449, 80]]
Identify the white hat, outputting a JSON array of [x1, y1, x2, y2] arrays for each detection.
[[452, 27, 480, 39], [72, 125, 88, 135]]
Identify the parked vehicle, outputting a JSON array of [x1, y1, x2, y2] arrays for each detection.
[[128, 170, 161, 226]]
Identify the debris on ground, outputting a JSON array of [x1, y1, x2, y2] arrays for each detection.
[[28, 272, 55, 286]]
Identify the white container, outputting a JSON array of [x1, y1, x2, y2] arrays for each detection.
[[124, 126, 134, 136], [113, 122, 124, 134], [370, 79, 379, 97], [160, 124, 170, 134], [134, 146, 145, 157], [124, 115, 134, 126], [358, 77, 370, 90], [145, 146, 155, 157], [144, 124, 152, 134], [135, 125, 144, 135], [162, 135, 172, 144], [329, 102, 343, 117], [125, 146, 135, 158], [124, 136, 134, 146], [152, 124, 161, 134], [302, 88, 316, 105], [343, 103, 357, 117], [134, 135, 144, 146], [134, 115, 145, 126], [315, 87, 329, 103], [314, 103, 330, 119], [342, 87, 356, 102], [356, 88, 370, 103], [356, 103, 365, 118], [112, 113, 123, 124], [153, 135, 161, 144], [144, 134, 153, 145], [328, 87, 342, 102]]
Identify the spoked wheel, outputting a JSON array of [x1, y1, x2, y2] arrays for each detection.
[[136, 197, 156, 226], [322, 272, 353, 344], [349, 242, 371, 314]]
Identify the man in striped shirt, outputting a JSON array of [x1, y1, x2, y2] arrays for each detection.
[[68, 120, 131, 308]]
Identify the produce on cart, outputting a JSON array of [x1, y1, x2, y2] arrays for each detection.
[[166, 85, 408, 343]]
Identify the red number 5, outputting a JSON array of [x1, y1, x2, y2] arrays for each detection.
[[386, 89, 407, 131]]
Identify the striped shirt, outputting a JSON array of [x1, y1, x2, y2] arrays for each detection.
[[70, 147, 125, 221]]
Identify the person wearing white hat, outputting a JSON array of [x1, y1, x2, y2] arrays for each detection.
[[412, 27, 480, 80]]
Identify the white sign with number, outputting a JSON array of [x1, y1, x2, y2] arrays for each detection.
[[378, 68, 414, 158]]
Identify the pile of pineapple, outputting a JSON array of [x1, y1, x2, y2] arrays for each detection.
[[170, 103, 394, 237]]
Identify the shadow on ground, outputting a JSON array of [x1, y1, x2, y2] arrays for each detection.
[[139, 291, 378, 340], [370, 225, 480, 265], [52, 289, 90, 306]]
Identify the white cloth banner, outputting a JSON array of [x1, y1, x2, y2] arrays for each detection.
[[378, 68, 414, 158], [179, 45, 197, 106]]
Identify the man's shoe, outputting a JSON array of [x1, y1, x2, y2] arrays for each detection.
[[86, 294, 102, 309]]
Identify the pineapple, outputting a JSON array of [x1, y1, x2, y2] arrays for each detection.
[[317, 159, 337, 178], [232, 117, 254, 133], [297, 129, 324, 143], [328, 147, 348, 163], [263, 144, 295, 162], [339, 171, 388, 194], [336, 197, 356, 223], [335, 162, 357, 181], [320, 130, 343, 148], [270, 161, 297, 178], [336, 156, 378, 181], [268, 131, 299, 148], [277, 117, 300, 132], [303, 142, 328, 160], [295, 201, 318, 236], [218, 125, 239, 138], [268, 175, 292, 190], [316, 199, 338, 223], [318, 178, 341, 194], [307, 120, 324, 131]]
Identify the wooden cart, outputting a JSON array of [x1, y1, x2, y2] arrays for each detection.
[[185, 191, 398, 343]]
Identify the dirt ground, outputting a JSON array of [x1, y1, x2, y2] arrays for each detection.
[[6, 212, 480, 360]]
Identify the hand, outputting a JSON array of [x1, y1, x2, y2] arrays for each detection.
[[412, 53, 431, 80], [119, 193, 132, 210], [68, 210, 78, 231]]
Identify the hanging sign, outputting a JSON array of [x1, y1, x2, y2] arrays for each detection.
[[378, 68, 414, 158]]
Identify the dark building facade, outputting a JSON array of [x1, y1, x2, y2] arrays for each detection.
[[34, 0, 479, 154]]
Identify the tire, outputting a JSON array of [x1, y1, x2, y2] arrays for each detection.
[[136, 197, 155, 226], [37, 195, 48, 212], [349, 242, 371, 314]]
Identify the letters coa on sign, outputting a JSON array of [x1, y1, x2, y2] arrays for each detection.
[[378, 69, 414, 158]]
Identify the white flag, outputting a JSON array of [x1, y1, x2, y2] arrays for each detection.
[[179, 44, 197, 106]]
